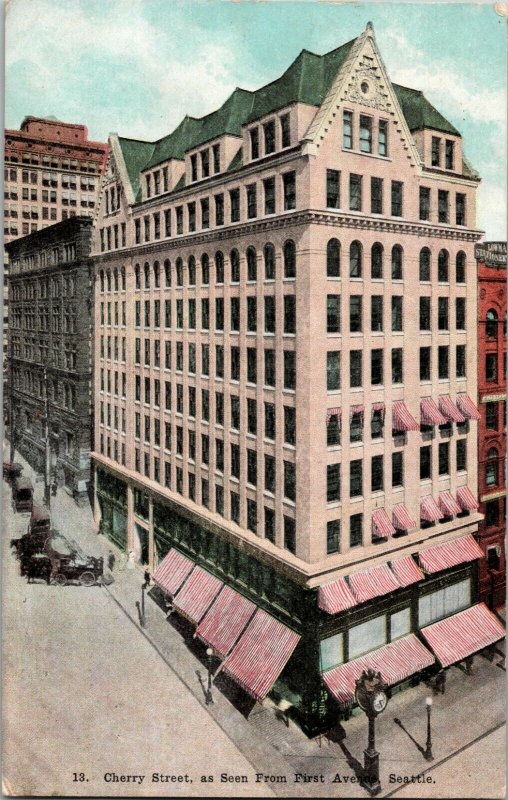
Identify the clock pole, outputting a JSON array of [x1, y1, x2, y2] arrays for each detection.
[[355, 669, 388, 797]]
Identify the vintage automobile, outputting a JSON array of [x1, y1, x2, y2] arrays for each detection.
[[11, 507, 51, 558], [11, 476, 34, 513], [22, 531, 103, 586], [3, 461, 23, 483]]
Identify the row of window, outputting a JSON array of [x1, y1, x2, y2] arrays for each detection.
[[418, 297, 467, 332], [419, 438, 467, 480], [11, 274, 77, 301]]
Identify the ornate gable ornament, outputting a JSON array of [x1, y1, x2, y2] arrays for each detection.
[[343, 56, 391, 112]]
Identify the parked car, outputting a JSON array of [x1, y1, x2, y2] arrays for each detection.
[[3, 461, 23, 483], [11, 476, 33, 513], [22, 531, 103, 586]]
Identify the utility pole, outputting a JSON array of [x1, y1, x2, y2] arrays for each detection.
[[43, 367, 51, 510]]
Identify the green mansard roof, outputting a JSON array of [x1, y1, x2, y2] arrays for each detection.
[[393, 83, 460, 136]]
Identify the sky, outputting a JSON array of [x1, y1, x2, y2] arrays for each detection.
[[5, 0, 507, 239]]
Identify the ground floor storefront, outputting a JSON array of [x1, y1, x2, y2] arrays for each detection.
[[95, 463, 505, 736]]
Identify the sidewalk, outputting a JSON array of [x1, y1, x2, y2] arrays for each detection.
[[5, 444, 506, 798]]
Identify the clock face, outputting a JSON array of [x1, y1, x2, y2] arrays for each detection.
[[372, 691, 387, 713]]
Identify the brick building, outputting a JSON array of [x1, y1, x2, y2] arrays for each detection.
[[91, 24, 502, 733], [476, 241, 506, 609], [6, 217, 95, 504]]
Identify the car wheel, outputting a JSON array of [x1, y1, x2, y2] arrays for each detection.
[[79, 571, 95, 587], [54, 573, 67, 586]]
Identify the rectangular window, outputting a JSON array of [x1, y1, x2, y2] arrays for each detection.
[[264, 507, 275, 543], [213, 143, 220, 173], [231, 443, 240, 479], [438, 345, 449, 379], [359, 115, 372, 153], [348, 295, 362, 333], [284, 516, 296, 554], [391, 296, 403, 332], [247, 296, 257, 332], [190, 154, 198, 182], [327, 464, 341, 503], [439, 441, 450, 475], [327, 351, 340, 391], [264, 120, 275, 154], [371, 454, 384, 492], [350, 513, 363, 548], [456, 297, 466, 330], [438, 297, 449, 331], [201, 148, 210, 178], [420, 347, 431, 381], [265, 402, 276, 440], [371, 349, 383, 386], [486, 500, 499, 528], [284, 406, 296, 445], [445, 139, 454, 170], [247, 398, 257, 436], [350, 411, 363, 444], [350, 350, 362, 388], [215, 298, 224, 331], [378, 120, 388, 156], [371, 177, 383, 214], [456, 193, 466, 226], [231, 492, 240, 524], [264, 295, 276, 333], [284, 295, 296, 334], [392, 451, 403, 487], [391, 181, 403, 217], [176, 206, 183, 234], [327, 520, 340, 555], [392, 348, 403, 384], [283, 171, 296, 210], [438, 190, 449, 223], [343, 111, 353, 149], [371, 296, 383, 332], [231, 346, 240, 381], [349, 614, 387, 660], [432, 136, 441, 167], [247, 347, 257, 384], [215, 193, 224, 226], [284, 351, 296, 390], [486, 353, 498, 382], [420, 297, 431, 331], [457, 438, 467, 471], [350, 459, 363, 498], [231, 297, 240, 332], [419, 187, 430, 221], [390, 608, 411, 640], [216, 345, 224, 378], [418, 578, 471, 627], [265, 455, 276, 494], [486, 402, 498, 431], [327, 169, 340, 209], [284, 461, 296, 501], [264, 349, 276, 386], [280, 113, 291, 148], [349, 174, 362, 211], [264, 177, 275, 215], [247, 449, 257, 486], [250, 127, 259, 160], [201, 198, 209, 229], [230, 188, 240, 223], [420, 445, 431, 480], [327, 295, 341, 333], [246, 183, 257, 219]]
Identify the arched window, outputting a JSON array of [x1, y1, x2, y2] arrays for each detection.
[[438, 249, 449, 282], [391, 245, 403, 280], [349, 241, 362, 278], [134, 264, 140, 290], [106, 270, 111, 292], [264, 243, 275, 280], [230, 249, 240, 282], [99, 270, 105, 293], [326, 238, 340, 278], [215, 251, 224, 284], [486, 309, 498, 339], [153, 261, 160, 288], [113, 268, 119, 291], [371, 243, 383, 279], [419, 248, 431, 282], [456, 251, 466, 283], [246, 247, 257, 281], [120, 266, 126, 291], [486, 448, 498, 487], [283, 240, 296, 279], [176, 258, 183, 286], [201, 253, 210, 285], [144, 262, 150, 289], [164, 259, 171, 287], [188, 255, 196, 286]]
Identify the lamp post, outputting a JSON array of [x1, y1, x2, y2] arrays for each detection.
[[355, 669, 388, 797], [424, 696, 434, 761], [205, 647, 214, 705]]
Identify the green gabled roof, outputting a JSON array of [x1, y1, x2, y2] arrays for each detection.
[[246, 39, 355, 124], [117, 137, 155, 196], [393, 83, 460, 136]]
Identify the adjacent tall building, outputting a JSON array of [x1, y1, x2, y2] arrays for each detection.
[[92, 24, 502, 733], [6, 217, 95, 505], [476, 241, 506, 609]]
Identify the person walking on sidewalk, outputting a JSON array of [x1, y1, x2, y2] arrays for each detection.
[[143, 569, 151, 589], [107, 550, 115, 572], [126, 550, 135, 570]]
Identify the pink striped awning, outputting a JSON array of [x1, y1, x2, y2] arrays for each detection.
[[221, 610, 300, 702], [326, 407, 342, 423], [439, 491, 462, 517], [372, 403, 386, 415], [318, 579, 358, 615], [392, 401, 419, 432], [392, 503, 417, 531], [195, 586, 256, 658], [323, 635, 435, 705], [420, 496, 444, 522], [372, 509, 396, 538], [348, 564, 400, 604], [421, 603, 505, 668], [421, 398, 447, 426], [172, 566, 223, 624], [350, 405, 364, 419], [457, 394, 481, 421], [457, 486, 480, 512], [153, 548, 194, 596], [391, 556, 424, 587], [418, 534, 484, 574], [439, 395, 466, 424]]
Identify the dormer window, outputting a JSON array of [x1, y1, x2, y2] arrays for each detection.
[[343, 111, 353, 149], [162, 166, 168, 192], [145, 174, 151, 198], [431, 136, 441, 167], [359, 115, 372, 154], [445, 140, 454, 170], [201, 149, 209, 178], [264, 120, 275, 155], [250, 128, 259, 160], [378, 120, 388, 156], [191, 154, 198, 182], [212, 144, 220, 174], [280, 114, 290, 148], [154, 171, 160, 195]]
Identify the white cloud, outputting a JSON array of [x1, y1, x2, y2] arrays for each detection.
[[478, 182, 507, 241]]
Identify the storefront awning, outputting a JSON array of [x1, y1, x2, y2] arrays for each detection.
[[438, 491, 462, 518], [348, 564, 400, 604], [418, 534, 483, 574], [439, 395, 466, 424], [421, 603, 505, 668], [220, 610, 300, 702], [420, 398, 447, 426], [392, 401, 419, 431], [172, 566, 223, 624], [323, 635, 435, 706], [390, 556, 424, 587], [420, 496, 444, 522], [392, 503, 417, 531], [153, 548, 194, 596], [457, 394, 481, 421], [195, 586, 256, 658], [318, 578, 357, 614], [457, 486, 480, 511], [372, 508, 396, 538]]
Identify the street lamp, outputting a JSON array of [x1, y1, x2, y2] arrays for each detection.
[[424, 696, 434, 761], [205, 647, 214, 705], [355, 669, 388, 797]]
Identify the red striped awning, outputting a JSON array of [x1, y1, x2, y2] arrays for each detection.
[[421, 603, 505, 668], [326, 407, 341, 423], [421, 398, 447, 426], [318, 578, 357, 614], [392, 504, 417, 531], [457, 394, 481, 421], [220, 610, 300, 702], [323, 635, 435, 706], [392, 401, 419, 431], [420, 496, 444, 522], [195, 586, 256, 658], [372, 509, 396, 538], [439, 395, 466, 424], [418, 534, 484, 574], [457, 486, 480, 511], [348, 564, 400, 604], [172, 566, 223, 624], [439, 491, 462, 517], [153, 548, 194, 596], [391, 556, 424, 587], [372, 403, 385, 415], [350, 405, 364, 418]]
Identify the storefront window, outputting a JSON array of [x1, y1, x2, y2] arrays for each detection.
[[348, 615, 387, 660], [390, 607, 411, 640], [418, 578, 471, 627], [320, 633, 344, 671]]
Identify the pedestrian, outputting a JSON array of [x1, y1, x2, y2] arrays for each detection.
[[143, 569, 151, 589], [51, 481, 57, 497], [126, 550, 135, 569], [107, 550, 115, 571]]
